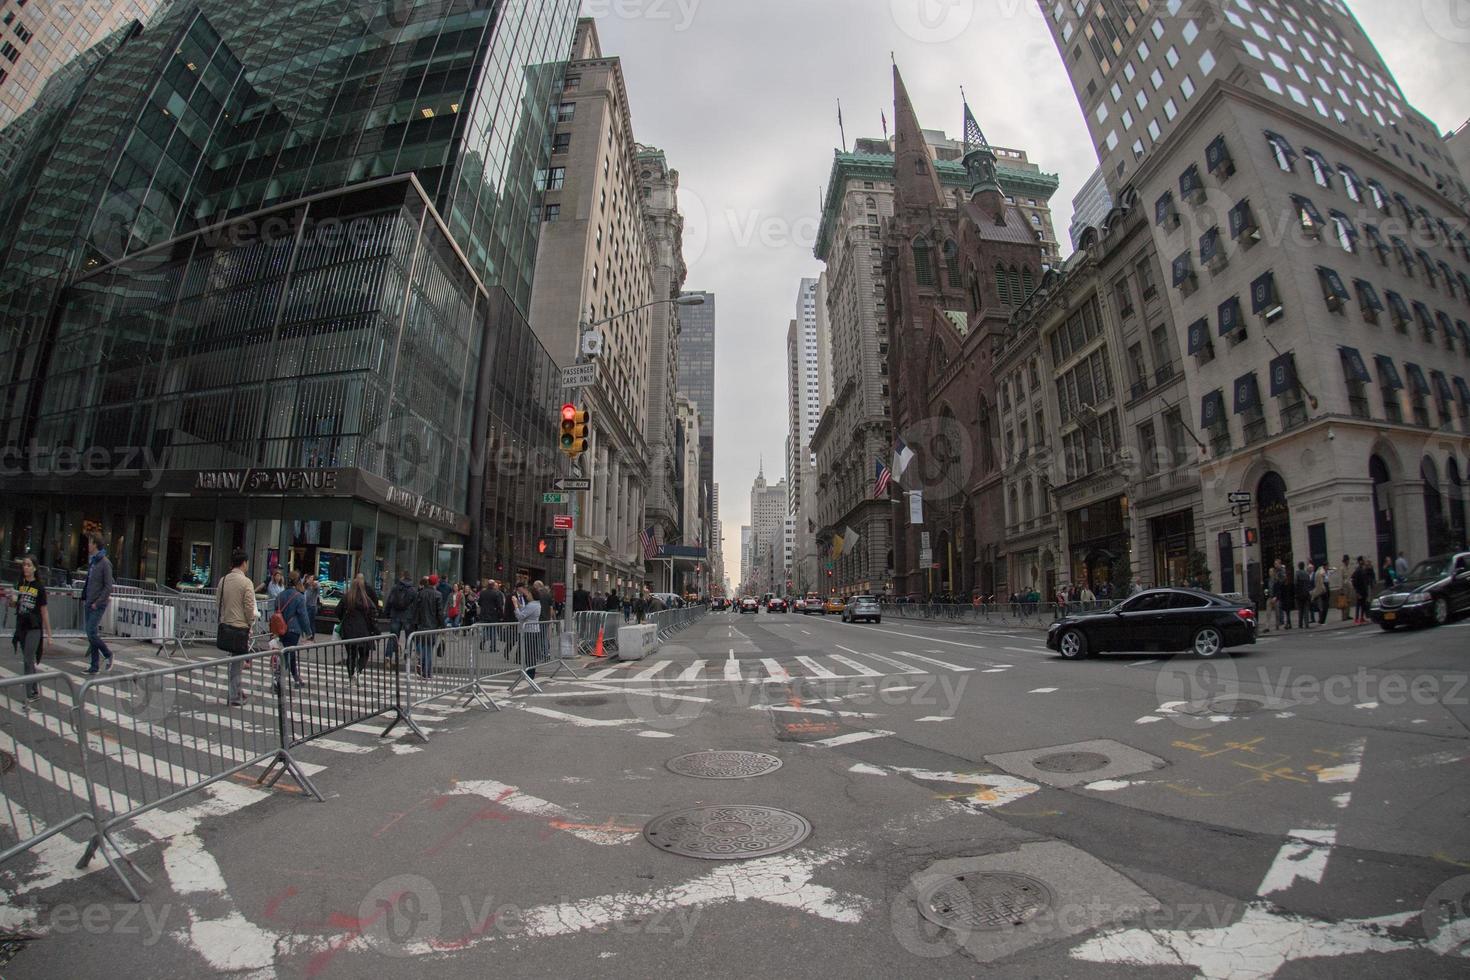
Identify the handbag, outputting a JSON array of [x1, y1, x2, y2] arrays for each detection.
[[270, 592, 299, 638], [215, 580, 252, 653]]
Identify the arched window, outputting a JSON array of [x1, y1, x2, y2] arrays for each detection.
[[943, 240, 962, 288], [1023, 479, 1035, 522], [1008, 267, 1023, 305], [913, 237, 935, 287], [1021, 266, 1035, 297], [995, 264, 1011, 306], [1008, 487, 1019, 525], [969, 266, 983, 311]]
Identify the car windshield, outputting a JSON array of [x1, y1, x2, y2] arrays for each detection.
[[1405, 559, 1452, 582]]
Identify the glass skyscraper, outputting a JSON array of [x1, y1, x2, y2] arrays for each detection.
[[676, 289, 715, 547], [0, 0, 579, 590]]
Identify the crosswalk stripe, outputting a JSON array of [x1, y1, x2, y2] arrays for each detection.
[[896, 650, 973, 672], [794, 656, 838, 678], [760, 659, 791, 683], [632, 662, 671, 681], [723, 658, 742, 682], [586, 667, 621, 680], [829, 650, 883, 676], [678, 660, 707, 681], [846, 650, 924, 673], [806, 729, 894, 748]]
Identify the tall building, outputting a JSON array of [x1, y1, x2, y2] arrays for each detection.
[[674, 393, 703, 547], [0, 1, 168, 155], [1040, 0, 1470, 591], [1069, 166, 1115, 249], [709, 481, 723, 593], [787, 279, 823, 593], [1446, 119, 1470, 217], [813, 94, 1061, 595], [527, 18, 668, 595], [739, 524, 753, 591], [747, 464, 787, 595], [0, 0, 580, 589], [677, 288, 716, 550]]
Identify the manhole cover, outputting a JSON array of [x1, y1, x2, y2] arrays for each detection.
[[1031, 751, 1111, 774], [555, 696, 609, 707], [666, 751, 783, 779], [1209, 698, 1261, 715], [643, 805, 811, 859], [0, 749, 13, 775], [917, 872, 1054, 931]]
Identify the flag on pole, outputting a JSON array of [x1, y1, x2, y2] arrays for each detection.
[[832, 533, 845, 559], [641, 526, 659, 560], [893, 438, 915, 483], [881, 110, 889, 142], [873, 458, 892, 498], [843, 526, 861, 553], [837, 98, 847, 152]]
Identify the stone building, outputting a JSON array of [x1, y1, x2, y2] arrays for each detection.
[[883, 67, 1054, 600]]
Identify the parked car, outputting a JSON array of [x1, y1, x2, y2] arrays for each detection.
[[823, 596, 846, 616], [1047, 588, 1256, 660], [739, 596, 759, 614], [768, 597, 788, 613], [802, 594, 824, 615], [841, 595, 881, 624], [1369, 552, 1470, 630]]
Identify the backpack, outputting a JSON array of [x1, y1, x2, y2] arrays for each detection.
[[270, 591, 300, 637], [387, 582, 413, 615]]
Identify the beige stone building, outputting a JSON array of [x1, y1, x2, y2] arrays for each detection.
[[527, 18, 660, 594], [1041, 0, 1470, 598]]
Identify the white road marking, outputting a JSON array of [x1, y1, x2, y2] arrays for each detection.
[[1354, 701, 1379, 710], [900, 650, 974, 672], [724, 658, 743, 682], [678, 660, 707, 681], [1316, 738, 1366, 784], [795, 655, 838, 678], [846, 763, 1039, 809], [631, 661, 671, 681], [586, 667, 621, 680], [1029, 687, 1058, 694], [760, 658, 791, 683], [447, 780, 641, 846], [982, 668, 1008, 673], [806, 729, 894, 748], [509, 704, 642, 728], [915, 716, 954, 722], [1135, 716, 1164, 724], [851, 650, 925, 673], [1005, 646, 1045, 654], [637, 731, 676, 738], [1257, 829, 1339, 895], [1130, 659, 1161, 667], [829, 650, 883, 676], [763, 704, 881, 720], [1085, 779, 1138, 791]]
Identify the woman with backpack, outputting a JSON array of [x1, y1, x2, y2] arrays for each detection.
[[339, 573, 380, 684], [272, 573, 313, 688], [447, 583, 463, 628]]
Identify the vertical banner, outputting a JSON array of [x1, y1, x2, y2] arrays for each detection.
[[909, 490, 924, 525]]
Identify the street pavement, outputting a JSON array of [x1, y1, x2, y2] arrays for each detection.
[[3, 609, 1469, 978]]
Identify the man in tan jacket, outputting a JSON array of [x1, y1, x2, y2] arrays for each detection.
[[217, 549, 258, 706]]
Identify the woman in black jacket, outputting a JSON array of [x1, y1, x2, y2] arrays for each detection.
[[340, 574, 381, 682]]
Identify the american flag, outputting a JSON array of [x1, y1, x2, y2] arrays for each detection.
[[873, 458, 892, 498], [641, 526, 659, 560]]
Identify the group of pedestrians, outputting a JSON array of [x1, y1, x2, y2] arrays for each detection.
[[1264, 552, 1411, 632]]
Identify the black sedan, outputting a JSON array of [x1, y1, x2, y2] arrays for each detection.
[[1047, 588, 1257, 660], [1369, 552, 1470, 630]]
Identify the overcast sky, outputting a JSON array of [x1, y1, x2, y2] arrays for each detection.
[[593, 0, 1470, 590]]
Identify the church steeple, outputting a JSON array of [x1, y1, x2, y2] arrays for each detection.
[[893, 64, 944, 209], [961, 94, 1005, 223]]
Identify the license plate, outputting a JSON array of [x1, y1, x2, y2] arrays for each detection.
[[1383, 612, 1397, 622]]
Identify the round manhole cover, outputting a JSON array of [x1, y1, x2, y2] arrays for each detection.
[[555, 696, 609, 707], [1209, 698, 1262, 715], [0, 749, 13, 775], [917, 872, 1055, 931], [643, 805, 811, 860], [666, 751, 783, 780], [1031, 751, 1111, 774]]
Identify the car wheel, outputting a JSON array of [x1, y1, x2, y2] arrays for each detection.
[[1192, 626, 1224, 659], [873, 617, 881, 625], [1432, 598, 1449, 626], [1057, 628, 1088, 660]]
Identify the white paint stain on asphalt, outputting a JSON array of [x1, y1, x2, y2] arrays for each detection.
[[1135, 716, 1164, 724], [1029, 688, 1058, 694], [1316, 739, 1366, 784], [806, 730, 895, 748], [847, 763, 1039, 809], [1354, 701, 1379, 710], [915, 716, 954, 722], [447, 780, 640, 846], [1257, 829, 1338, 896]]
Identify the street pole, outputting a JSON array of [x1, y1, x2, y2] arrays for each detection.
[[561, 320, 586, 660]]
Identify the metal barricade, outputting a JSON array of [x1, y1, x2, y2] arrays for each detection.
[[401, 624, 509, 714], [574, 611, 623, 656], [274, 634, 423, 749]]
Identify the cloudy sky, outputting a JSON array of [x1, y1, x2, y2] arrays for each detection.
[[594, 0, 1470, 589]]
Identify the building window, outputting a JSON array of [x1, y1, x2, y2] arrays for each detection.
[[543, 204, 560, 222], [557, 102, 576, 123], [552, 132, 571, 154], [536, 167, 566, 190]]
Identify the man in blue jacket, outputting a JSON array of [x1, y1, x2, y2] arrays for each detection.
[[83, 533, 115, 674]]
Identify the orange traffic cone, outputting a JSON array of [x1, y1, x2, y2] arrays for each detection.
[[592, 627, 606, 658]]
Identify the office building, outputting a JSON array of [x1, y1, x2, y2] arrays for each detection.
[[1069, 165, 1115, 249], [677, 288, 716, 550]]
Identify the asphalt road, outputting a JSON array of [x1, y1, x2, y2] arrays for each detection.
[[3, 609, 1469, 978]]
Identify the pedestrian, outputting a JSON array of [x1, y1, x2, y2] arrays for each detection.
[[1381, 556, 1397, 590], [433, 573, 450, 606], [265, 569, 286, 599], [1311, 561, 1328, 625], [385, 571, 415, 664], [302, 573, 321, 640], [1337, 555, 1352, 622], [1295, 562, 1314, 629], [9, 555, 51, 709], [573, 583, 591, 612], [1079, 584, 1096, 604], [606, 588, 619, 619], [633, 590, 648, 624], [480, 579, 505, 652], [446, 583, 463, 628], [1395, 551, 1410, 582], [339, 573, 380, 684], [463, 585, 479, 626], [1351, 557, 1374, 625], [82, 533, 115, 675], [514, 584, 544, 679], [273, 572, 312, 688], [413, 576, 444, 677], [591, 590, 606, 611], [216, 549, 257, 706]]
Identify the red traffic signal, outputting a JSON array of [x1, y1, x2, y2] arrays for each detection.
[[1245, 528, 1258, 547], [560, 403, 576, 422], [537, 539, 548, 555]]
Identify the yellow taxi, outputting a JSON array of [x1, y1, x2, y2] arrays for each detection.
[[823, 596, 846, 615]]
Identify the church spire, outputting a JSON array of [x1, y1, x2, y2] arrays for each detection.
[[892, 64, 944, 209], [961, 90, 1005, 222]]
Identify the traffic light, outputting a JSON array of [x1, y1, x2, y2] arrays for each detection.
[[559, 403, 589, 459], [1244, 528, 1258, 547], [537, 539, 548, 556]]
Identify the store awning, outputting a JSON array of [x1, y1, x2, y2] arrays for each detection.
[[1233, 372, 1262, 415], [1201, 389, 1226, 429], [1374, 355, 1403, 390], [1218, 295, 1243, 337], [1187, 317, 1211, 355], [1339, 347, 1371, 384], [1269, 352, 1298, 397]]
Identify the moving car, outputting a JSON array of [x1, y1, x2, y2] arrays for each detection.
[[768, 597, 788, 613], [823, 596, 846, 615], [841, 595, 881, 624], [1047, 588, 1256, 659], [739, 596, 759, 614], [802, 594, 824, 615], [1369, 552, 1470, 630]]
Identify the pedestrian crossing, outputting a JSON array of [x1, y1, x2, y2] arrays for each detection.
[[579, 647, 1004, 683]]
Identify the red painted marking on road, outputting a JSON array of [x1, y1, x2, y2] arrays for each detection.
[[784, 720, 839, 736], [304, 889, 407, 978], [262, 885, 299, 919], [430, 913, 501, 951], [372, 811, 409, 840], [423, 807, 514, 858]]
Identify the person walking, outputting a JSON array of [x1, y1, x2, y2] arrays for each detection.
[[514, 584, 544, 679], [1395, 551, 1410, 582], [9, 555, 51, 708], [413, 575, 443, 678], [339, 573, 380, 684], [633, 590, 648, 624], [446, 584, 463, 628], [479, 579, 505, 653], [274, 573, 312, 688], [606, 589, 619, 619], [217, 549, 257, 706], [1381, 557, 1398, 591], [1337, 555, 1352, 622], [385, 571, 415, 665], [573, 584, 591, 613], [591, 591, 606, 612], [1311, 562, 1329, 625], [302, 574, 321, 640], [1351, 557, 1374, 625], [433, 573, 450, 606], [1294, 561, 1314, 629], [82, 533, 115, 674]]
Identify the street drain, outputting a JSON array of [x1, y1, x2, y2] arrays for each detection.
[[555, 696, 609, 707], [1031, 751, 1111, 774], [1209, 698, 1262, 715], [643, 805, 811, 859], [917, 872, 1055, 931], [0, 749, 13, 775], [666, 751, 783, 780]]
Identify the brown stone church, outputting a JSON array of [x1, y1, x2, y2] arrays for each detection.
[[884, 67, 1050, 600]]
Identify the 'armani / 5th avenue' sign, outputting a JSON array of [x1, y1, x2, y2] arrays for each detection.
[[194, 469, 340, 493]]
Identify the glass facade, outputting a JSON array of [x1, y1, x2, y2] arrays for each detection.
[[0, 0, 580, 587], [677, 289, 716, 536]]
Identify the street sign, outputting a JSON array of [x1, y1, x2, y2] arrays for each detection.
[[581, 330, 605, 358], [554, 478, 591, 491], [1228, 492, 1253, 504], [920, 548, 933, 566], [552, 515, 574, 530], [561, 363, 598, 388], [542, 492, 569, 504]]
